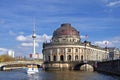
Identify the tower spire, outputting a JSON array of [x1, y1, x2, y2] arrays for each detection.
[[32, 18, 36, 59], [33, 18, 36, 34]]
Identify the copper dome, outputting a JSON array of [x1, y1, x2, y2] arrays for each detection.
[[53, 23, 80, 37]]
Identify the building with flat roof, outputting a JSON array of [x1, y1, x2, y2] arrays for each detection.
[[7, 50, 15, 58]]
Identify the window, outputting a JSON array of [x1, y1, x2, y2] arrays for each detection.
[[68, 49, 71, 52], [75, 55, 78, 61], [60, 55, 64, 61], [75, 49, 78, 52], [53, 55, 56, 61], [68, 55, 71, 61], [81, 55, 83, 61], [48, 56, 50, 61], [60, 48, 64, 53]]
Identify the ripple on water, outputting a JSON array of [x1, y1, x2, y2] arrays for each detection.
[[0, 69, 120, 80]]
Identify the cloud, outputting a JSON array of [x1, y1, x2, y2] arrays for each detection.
[[110, 37, 120, 47], [21, 42, 39, 47], [16, 34, 52, 42], [80, 35, 88, 39], [94, 40, 111, 47], [106, 1, 120, 7], [0, 48, 8, 54], [16, 35, 30, 41], [36, 34, 52, 43], [0, 48, 8, 51], [94, 37, 120, 49]]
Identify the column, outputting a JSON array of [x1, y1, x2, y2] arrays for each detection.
[[57, 48, 60, 61], [50, 50, 53, 61], [72, 48, 75, 61], [64, 48, 67, 62], [79, 48, 81, 61]]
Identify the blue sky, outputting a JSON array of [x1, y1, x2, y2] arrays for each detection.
[[0, 0, 120, 57]]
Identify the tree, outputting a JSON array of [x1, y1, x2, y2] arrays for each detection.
[[0, 54, 15, 62]]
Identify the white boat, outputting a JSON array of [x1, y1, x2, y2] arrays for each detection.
[[27, 64, 39, 74]]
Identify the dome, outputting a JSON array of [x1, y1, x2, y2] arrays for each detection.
[[53, 23, 80, 37], [52, 23, 80, 43]]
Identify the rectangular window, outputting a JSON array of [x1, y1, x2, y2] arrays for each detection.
[[68, 49, 71, 52], [60, 48, 64, 53], [75, 49, 78, 52]]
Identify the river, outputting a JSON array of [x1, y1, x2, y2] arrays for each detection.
[[0, 69, 119, 80]]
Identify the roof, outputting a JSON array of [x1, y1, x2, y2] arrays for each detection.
[[53, 23, 80, 37]]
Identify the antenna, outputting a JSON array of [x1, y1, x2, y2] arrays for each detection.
[[32, 17, 37, 59], [33, 17, 36, 33]]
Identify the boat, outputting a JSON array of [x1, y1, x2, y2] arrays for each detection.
[[27, 64, 39, 74]]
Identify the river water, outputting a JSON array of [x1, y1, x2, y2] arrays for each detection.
[[0, 69, 119, 80]]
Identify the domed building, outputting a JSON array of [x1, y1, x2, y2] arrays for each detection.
[[42, 23, 107, 70]]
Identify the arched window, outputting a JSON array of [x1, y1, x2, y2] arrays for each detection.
[[60, 55, 64, 61], [68, 55, 71, 61], [53, 55, 56, 61], [81, 55, 83, 61], [75, 55, 78, 61], [48, 56, 50, 61]]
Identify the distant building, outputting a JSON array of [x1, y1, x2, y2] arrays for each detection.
[[107, 47, 120, 60], [29, 53, 40, 59], [7, 50, 15, 58]]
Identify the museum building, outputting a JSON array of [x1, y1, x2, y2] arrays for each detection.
[[42, 23, 107, 70]]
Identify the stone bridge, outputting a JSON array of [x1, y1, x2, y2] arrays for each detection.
[[44, 60, 97, 71], [72, 61, 97, 71], [0, 60, 43, 68]]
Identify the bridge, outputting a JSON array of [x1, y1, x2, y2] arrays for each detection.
[[72, 60, 98, 71], [0, 60, 43, 70], [44, 60, 98, 71]]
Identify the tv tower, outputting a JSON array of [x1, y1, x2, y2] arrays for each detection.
[[32, 19, 36, 59]]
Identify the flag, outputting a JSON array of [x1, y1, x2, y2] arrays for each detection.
[[105, 41, 107, 45], [85, 34, 88, 38]]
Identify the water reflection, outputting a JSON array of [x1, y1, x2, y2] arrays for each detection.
[[27, 74, 39, 80], [26, 71, 119, 80], [0, 69, 119, 80]]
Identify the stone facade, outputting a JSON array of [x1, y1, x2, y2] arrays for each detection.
[[42, 23, 107, 70], [107, 47, 120, 60]]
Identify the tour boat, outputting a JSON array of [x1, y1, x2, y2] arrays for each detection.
[[27, 64, 39, 74]]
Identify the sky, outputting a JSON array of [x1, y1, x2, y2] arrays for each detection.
[[0, 0, 120, 58]]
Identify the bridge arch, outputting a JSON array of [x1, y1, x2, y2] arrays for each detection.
[[80, 64, 94, 71], [73, 62, 96, 72]]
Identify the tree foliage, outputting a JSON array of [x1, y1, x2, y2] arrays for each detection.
[[0, 54, 15, 62]]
